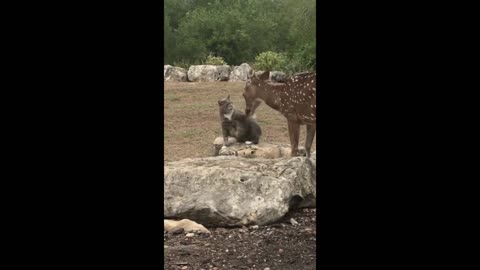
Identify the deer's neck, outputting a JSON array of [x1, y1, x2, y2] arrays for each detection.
[[257, 82, 283, 111]]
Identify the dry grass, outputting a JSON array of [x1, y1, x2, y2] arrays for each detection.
[[164, 82, 316, 161]]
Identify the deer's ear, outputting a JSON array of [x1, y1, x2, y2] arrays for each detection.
[[247, 69, 254, 79]]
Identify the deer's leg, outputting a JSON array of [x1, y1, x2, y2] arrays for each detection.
[[287, 120, 300, 157], [305, 124, 316, 158]]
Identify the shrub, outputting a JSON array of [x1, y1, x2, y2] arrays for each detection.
[[254, 51, 287, 72], [283, 44, 316, 75], [204, 54, 227, 65]]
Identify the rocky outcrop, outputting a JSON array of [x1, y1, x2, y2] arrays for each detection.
[[164, 219, 211, 234], [229, 63, 253, 82], [164, 65, 188, 82], [187, 65, 219, 82], [164, 65, 173, 78], [164, 153, 316, 227], [216, 65, 232, 81], [212, 137, 306, 158], [187, 65, 231, 82]]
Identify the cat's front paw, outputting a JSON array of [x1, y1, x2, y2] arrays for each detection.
[[219, 146, 236, 156]]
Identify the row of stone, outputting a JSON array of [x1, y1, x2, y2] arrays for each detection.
[[164, 63, 287, 83]]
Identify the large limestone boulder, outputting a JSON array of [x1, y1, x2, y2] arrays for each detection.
[[164, 65, 187, 82], [164, 65, 173, 78], [164, 219, 211, 234], [164, 154, 316, 227], [229, 63, 253, 82], [187, 65, 219, 82], [216, 65, 232, 81]]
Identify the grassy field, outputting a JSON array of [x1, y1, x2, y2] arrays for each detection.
[[164, 82, 316, 162]]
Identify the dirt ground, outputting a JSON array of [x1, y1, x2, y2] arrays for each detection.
[[164, 81, 317, 269], [164, 208, 317, 270]]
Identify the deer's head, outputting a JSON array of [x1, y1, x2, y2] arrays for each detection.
[[243, 70, 269, 116]]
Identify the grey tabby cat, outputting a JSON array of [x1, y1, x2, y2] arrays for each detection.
[[218, 95, 262, 146]]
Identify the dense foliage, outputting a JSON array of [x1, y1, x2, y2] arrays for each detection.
[[254, 51, 287, 71], [164, 0, 316, 74], [204, 54, 227, 65]]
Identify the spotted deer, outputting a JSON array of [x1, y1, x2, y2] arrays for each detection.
[[243, 71, 316, 158]]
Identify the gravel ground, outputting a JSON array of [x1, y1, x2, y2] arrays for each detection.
[[164, 208, 317, 270]]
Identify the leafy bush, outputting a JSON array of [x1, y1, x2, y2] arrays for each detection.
[[204, 54, 227, 65], [254, 51, 287, 71], [283, 43, 316, 75]]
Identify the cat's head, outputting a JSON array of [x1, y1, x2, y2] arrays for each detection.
[[218, 95, 234, 114]]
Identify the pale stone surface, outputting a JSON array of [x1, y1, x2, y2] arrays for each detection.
[[164, 219, 211, 234], [216, 65, 232, 81], [164, 65, 187, 82], [187, 65, 219, 82], [212, 137, 305, 159], [164, 153, 316, 227], [229, 63, 253, 82], [212, 137, 238, 156]]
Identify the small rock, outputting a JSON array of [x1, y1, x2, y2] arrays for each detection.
[[290, 218, 299, 226], [279, 248, 284, 253], [217, 228, 228, 233], [251, 225, 259, 230], [185, 233, 194, 237]]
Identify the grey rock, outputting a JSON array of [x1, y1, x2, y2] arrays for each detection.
[[212, 137, 306, 159], [290, 218, 299, 226], [164, 65, 187, 82], [216, 65, 232, 81], [164, 155, 316, 227], [229, 63, 252, 82], [164, 65, 173, 78], [187, 65, 219, 82]]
